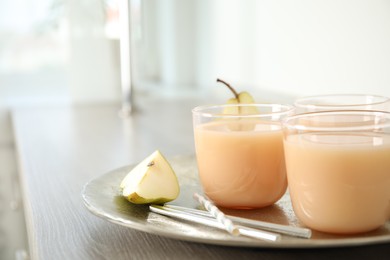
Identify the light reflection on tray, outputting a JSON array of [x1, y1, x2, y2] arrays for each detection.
[[82, 155, 390, 248]]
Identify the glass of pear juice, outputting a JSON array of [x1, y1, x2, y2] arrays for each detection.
[[282, 110, 390, 234], [293, 94, 390, 113], [192, 103, 294, 209]]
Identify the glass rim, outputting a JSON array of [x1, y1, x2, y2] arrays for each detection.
[[294, 94, 390, 109], [192, 103, 294, 118], [282, 110, 390, 132]]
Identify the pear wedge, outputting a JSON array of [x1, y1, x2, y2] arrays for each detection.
[[237, 91, 258, 115], [217, 79, 259, 115], [222, 97, 239, 114], [120, 150, 180, 204], [222, 98, 241, 130], [237, 91, 255, 104], [217, 79, 259, 130]]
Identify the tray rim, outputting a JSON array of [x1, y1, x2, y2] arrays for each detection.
[[81, 161, 390, 249]]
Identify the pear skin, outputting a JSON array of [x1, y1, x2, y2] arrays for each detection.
[[217, 79, 259, 115], [237, 91, 256, 104], [222, 98, 239, 114], [120, 150, 180, 204], [238, 92, 259, 115], [217, 79, 259, 130]]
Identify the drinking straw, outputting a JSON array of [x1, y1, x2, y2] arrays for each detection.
[[164, 205, 311, 238], [193, 192, 240, 236], [149, 205, 281, 242]]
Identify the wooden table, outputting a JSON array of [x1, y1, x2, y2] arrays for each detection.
[[11, 96, 390, 259]]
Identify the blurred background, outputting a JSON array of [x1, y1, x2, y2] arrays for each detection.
[[1, 0, 390, 258], [2, 0, 390, 109], [2, 0, 390, 145]]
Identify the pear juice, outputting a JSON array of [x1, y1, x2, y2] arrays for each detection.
[[194, 119, 287, 209]]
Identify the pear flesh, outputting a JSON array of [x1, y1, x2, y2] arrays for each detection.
[[120, 150, 180, 204], [223, 98, 239, 114], [223, 92, 258, 115], [236, 91, 259, 115], [217, 79, 258, 115], [217, 79, 259, 130]]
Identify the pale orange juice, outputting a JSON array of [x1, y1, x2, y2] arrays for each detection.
[[194, 119, 287, 209], [283, 111, 390, 234]]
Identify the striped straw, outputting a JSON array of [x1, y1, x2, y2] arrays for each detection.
[[193, 192, 240, 236]]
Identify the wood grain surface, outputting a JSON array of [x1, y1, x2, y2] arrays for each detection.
[[11, 96, 390, 259]]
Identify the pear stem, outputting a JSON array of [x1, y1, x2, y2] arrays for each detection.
[[216, 78, 239, 99]]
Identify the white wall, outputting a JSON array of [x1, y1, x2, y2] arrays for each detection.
[[1, 0, 390, 106], [248, 0, 390, 97], [138, 0, 390, 98]]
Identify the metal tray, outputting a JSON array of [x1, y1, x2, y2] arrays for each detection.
[[82, 155, 390, 248]]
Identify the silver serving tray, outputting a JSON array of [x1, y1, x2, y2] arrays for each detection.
[[82, 155, 390, 248]]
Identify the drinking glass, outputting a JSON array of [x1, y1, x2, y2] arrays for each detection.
[[192, 104, 294, 209], [294, 94, 390, 113], [283, 110, 390, 234]]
